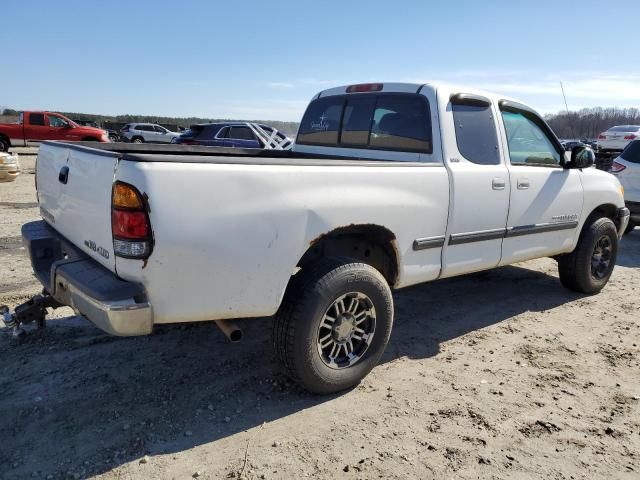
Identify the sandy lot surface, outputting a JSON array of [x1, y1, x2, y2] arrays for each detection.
[[1, 154, 639, 479]]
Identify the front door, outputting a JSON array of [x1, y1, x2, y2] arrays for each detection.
[[440, 94, 510, 278], [498, 105, 583, 264]]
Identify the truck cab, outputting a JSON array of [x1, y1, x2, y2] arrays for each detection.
[[0, 111, 109, 151]]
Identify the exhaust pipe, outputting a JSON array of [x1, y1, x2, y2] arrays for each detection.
[[214, 319, 242, 343]]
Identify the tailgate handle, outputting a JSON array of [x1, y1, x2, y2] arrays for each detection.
[[58, 166, 69, 184]]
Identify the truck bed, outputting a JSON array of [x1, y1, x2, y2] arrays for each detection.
[[44, 141, 424, 166]]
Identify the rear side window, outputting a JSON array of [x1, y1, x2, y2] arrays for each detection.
[[622, 140, 640, 164], [216, 127, 230, 138], [297, 93, 432, 153], [452, 103, 500, 165], [29, 113, 45, 126], [229, 126, 256, 140]]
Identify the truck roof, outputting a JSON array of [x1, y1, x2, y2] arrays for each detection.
[[314, 82, 533, 112]]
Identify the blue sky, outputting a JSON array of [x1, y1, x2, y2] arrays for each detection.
[[1, 0, 639, 121]]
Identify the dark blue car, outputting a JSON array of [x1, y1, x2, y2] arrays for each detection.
[[171, 122, 290, 149]]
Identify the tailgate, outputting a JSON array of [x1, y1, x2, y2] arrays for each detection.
[[36, 143, 119, 271]]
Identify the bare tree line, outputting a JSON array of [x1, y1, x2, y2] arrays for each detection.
[[545, 107, 640, 140]]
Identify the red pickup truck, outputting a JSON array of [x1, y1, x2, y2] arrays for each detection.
[[0, 111, 109, 151]]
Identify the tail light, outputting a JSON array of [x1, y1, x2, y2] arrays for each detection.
[[598, 134, 606, 139], [111, 182, 153, 258], [610, 161, 626, 173], [624, 134, 637, 140], [346, 83, 383, 93], [121, 126, 130, 132]]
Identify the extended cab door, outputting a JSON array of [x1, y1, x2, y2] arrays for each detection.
[[23, 112, 48, 143], [497, 101, 583, 264], [440, 93, 510, 278]]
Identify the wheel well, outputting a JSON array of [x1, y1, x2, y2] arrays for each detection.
[[0, 133, 9, 147], [587, 203, 619, 228], [297, 224, 399, 285]]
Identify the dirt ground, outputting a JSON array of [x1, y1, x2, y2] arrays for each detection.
[[1, 153, 639, 480]]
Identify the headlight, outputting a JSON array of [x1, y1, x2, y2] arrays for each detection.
[[0, 154, 18, 165]]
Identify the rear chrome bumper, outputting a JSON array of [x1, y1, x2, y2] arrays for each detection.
[[22, 220, 153, 336], [617, 207, 631, 238]]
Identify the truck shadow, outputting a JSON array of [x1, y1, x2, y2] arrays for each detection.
[[617, 229, 640, 268], [0, 263, 587, 479]]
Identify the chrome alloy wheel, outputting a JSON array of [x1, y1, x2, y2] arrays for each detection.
[[591, 235, 613, 280], [316, 292, 376, 369]]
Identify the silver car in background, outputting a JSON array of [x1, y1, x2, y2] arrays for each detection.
[[597, 125, 640, 153], [120, 123, 180, 144]]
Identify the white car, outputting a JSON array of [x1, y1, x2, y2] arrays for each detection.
[[120, 123, 180, 144], [597, 125, 640, 153], [6, 82, 630, 394], [610, 139, 640, 233]]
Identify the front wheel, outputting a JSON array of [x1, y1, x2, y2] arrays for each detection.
[[558, 217, 618, 293], [273, 258, 394, 394]]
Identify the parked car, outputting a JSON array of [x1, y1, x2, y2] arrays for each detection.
[[610, 139, 640, 233], [6, 82, 629, 394], [120, 123, 180, 144], [0, 111, 109, 151], [172, 122, 292, 149], [73, 119, 120, 142], [0, 152, 20, 182], [596, 125, 640, 154], [560, 140, 585, 151]]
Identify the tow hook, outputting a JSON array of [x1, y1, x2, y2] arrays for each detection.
[[0, 293, 61, 338]]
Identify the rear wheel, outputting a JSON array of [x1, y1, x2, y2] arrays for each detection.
[[273, 257, 394, 394], [0, 135, 9, 152], [132, 137, 144, 144], [558, 217, 618, 293]]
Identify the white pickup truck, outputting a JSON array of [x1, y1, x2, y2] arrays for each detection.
[[5, 82, 630, 394]]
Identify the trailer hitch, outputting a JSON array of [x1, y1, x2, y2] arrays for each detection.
[[1, 292, 61, 338]]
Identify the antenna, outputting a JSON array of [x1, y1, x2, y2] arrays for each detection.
[[560, 81, 574, 139]]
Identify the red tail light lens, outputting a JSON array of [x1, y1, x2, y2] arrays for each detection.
[[598, 134, 606, 139], [624, 134, 637, 140], [111, 182, 153, 258], [610, 161, 626, 173], [346, 83, 383, 93], [112, 210, 149, 239]]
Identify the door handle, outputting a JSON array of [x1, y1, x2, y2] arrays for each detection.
[[58, 166, 69, 184], [517, 178, 530, 189], [492, 177, 506, 190]]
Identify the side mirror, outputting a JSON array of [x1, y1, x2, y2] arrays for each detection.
[[565, 145, 594, 169]]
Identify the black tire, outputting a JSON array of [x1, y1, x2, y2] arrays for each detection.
[[0, 136, 9, 152], [558, 217, 618, 293], [624, 221, 636, 235], [273, 257, 394, 394], [132, 137, 144, 144]]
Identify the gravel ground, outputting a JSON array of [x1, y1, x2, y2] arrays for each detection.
[[1, 154, 639, 479]]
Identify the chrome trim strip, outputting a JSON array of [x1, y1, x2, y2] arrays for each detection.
[[413, 236, 445, 251], [505, 220, 578, 238], [448, 228, 506, 246]]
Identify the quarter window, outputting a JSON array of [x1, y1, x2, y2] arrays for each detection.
[[501, 111, 561, 167], [29, 113, 45, 126], [228, 126, 256, 140], [452, 103, 500, 165]]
